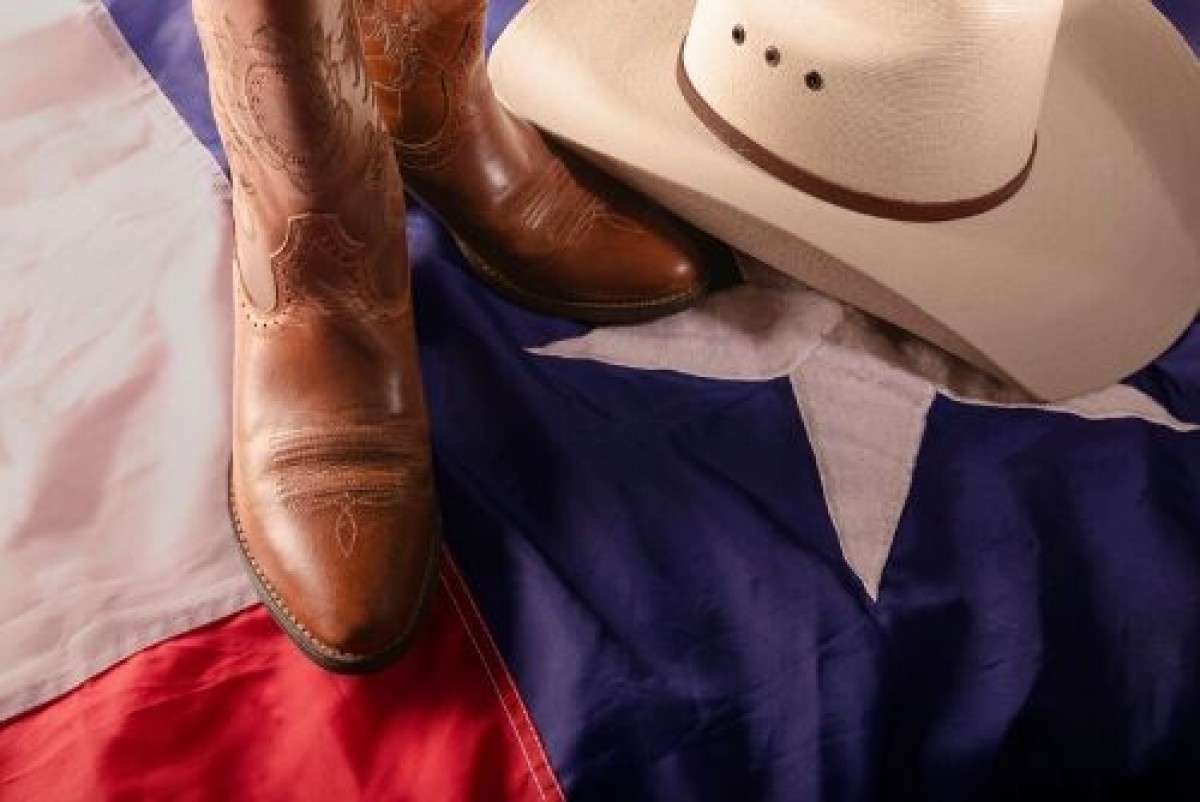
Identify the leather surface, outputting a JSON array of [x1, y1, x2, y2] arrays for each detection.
[[195, 0, 439, 667], [356, 0, 731, 322]]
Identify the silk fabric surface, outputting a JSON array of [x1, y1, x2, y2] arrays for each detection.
[[1, 1, 1199, 800]]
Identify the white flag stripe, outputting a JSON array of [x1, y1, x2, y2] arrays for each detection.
[[0, 0, 251, 722]]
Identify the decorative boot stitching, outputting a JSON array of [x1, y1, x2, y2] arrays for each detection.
[[199, 8, 374, 196], [229, 478, 439, 664], [354, 0, 487, 173], [356, 0, 431, 99], [200, 5, 432, 666], [240, 213, 409, 331], [506, 159, 622, 251], [394, 15, 478, 173], [268, 417, 433, 558], [198, 7, 406, 320], [228, 494, 370, 660]]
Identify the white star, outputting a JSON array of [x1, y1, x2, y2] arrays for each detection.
[[531, 257, 1198, 600]]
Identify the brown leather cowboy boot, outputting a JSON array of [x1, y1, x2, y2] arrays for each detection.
[[194, 0, 439, 672], [354, 0, 732, 323]]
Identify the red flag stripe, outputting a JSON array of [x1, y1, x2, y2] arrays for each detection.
[[0, 546, 562, 802]]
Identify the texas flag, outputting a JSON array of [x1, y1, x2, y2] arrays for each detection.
[[1, 1, 1199, 800]]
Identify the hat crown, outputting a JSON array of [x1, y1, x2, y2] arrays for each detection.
[[682, 0, 1064, 208]]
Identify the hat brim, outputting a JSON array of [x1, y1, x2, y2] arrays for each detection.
[[490, 0, 1200, 400]]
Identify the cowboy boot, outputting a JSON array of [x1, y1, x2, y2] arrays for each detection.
[[194, 0, 439, 672], [354, 0, 733, 324]]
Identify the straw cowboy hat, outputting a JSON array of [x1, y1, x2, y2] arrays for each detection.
[[488, 0, 1200, 400]]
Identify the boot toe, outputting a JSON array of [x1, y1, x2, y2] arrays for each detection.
[[560, 211, 726, 310], [606, 226, 710, 303], [231, 474, 441, 673], [299, 559, 436, 667], [287, 513, 439, 671]]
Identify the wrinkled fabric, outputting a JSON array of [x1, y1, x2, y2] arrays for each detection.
[[0, 0, 251, 722], [423, 240, 1200, 802], [0, 558, 559, 802], [1, 1, 1200, 801]]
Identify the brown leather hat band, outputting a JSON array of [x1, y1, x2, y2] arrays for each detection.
[[676, 48, 1036, 223]]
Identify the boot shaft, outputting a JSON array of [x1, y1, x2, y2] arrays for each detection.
[[194, 0, 408, 308], [355, 0, 490, 169]]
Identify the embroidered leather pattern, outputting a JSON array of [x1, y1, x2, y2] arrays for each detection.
[[356, 0, 429, 98], [396, 17, 478, 172], [197, 3, 438, 668], [200, 8, 371, 195], [269, 416, 432, 557], [228, 483, 439, 662], [197, 5, 406, 304], [357, 0, 485, 172], [509, 159, 630, 247], [239, 213, 408, 330]]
